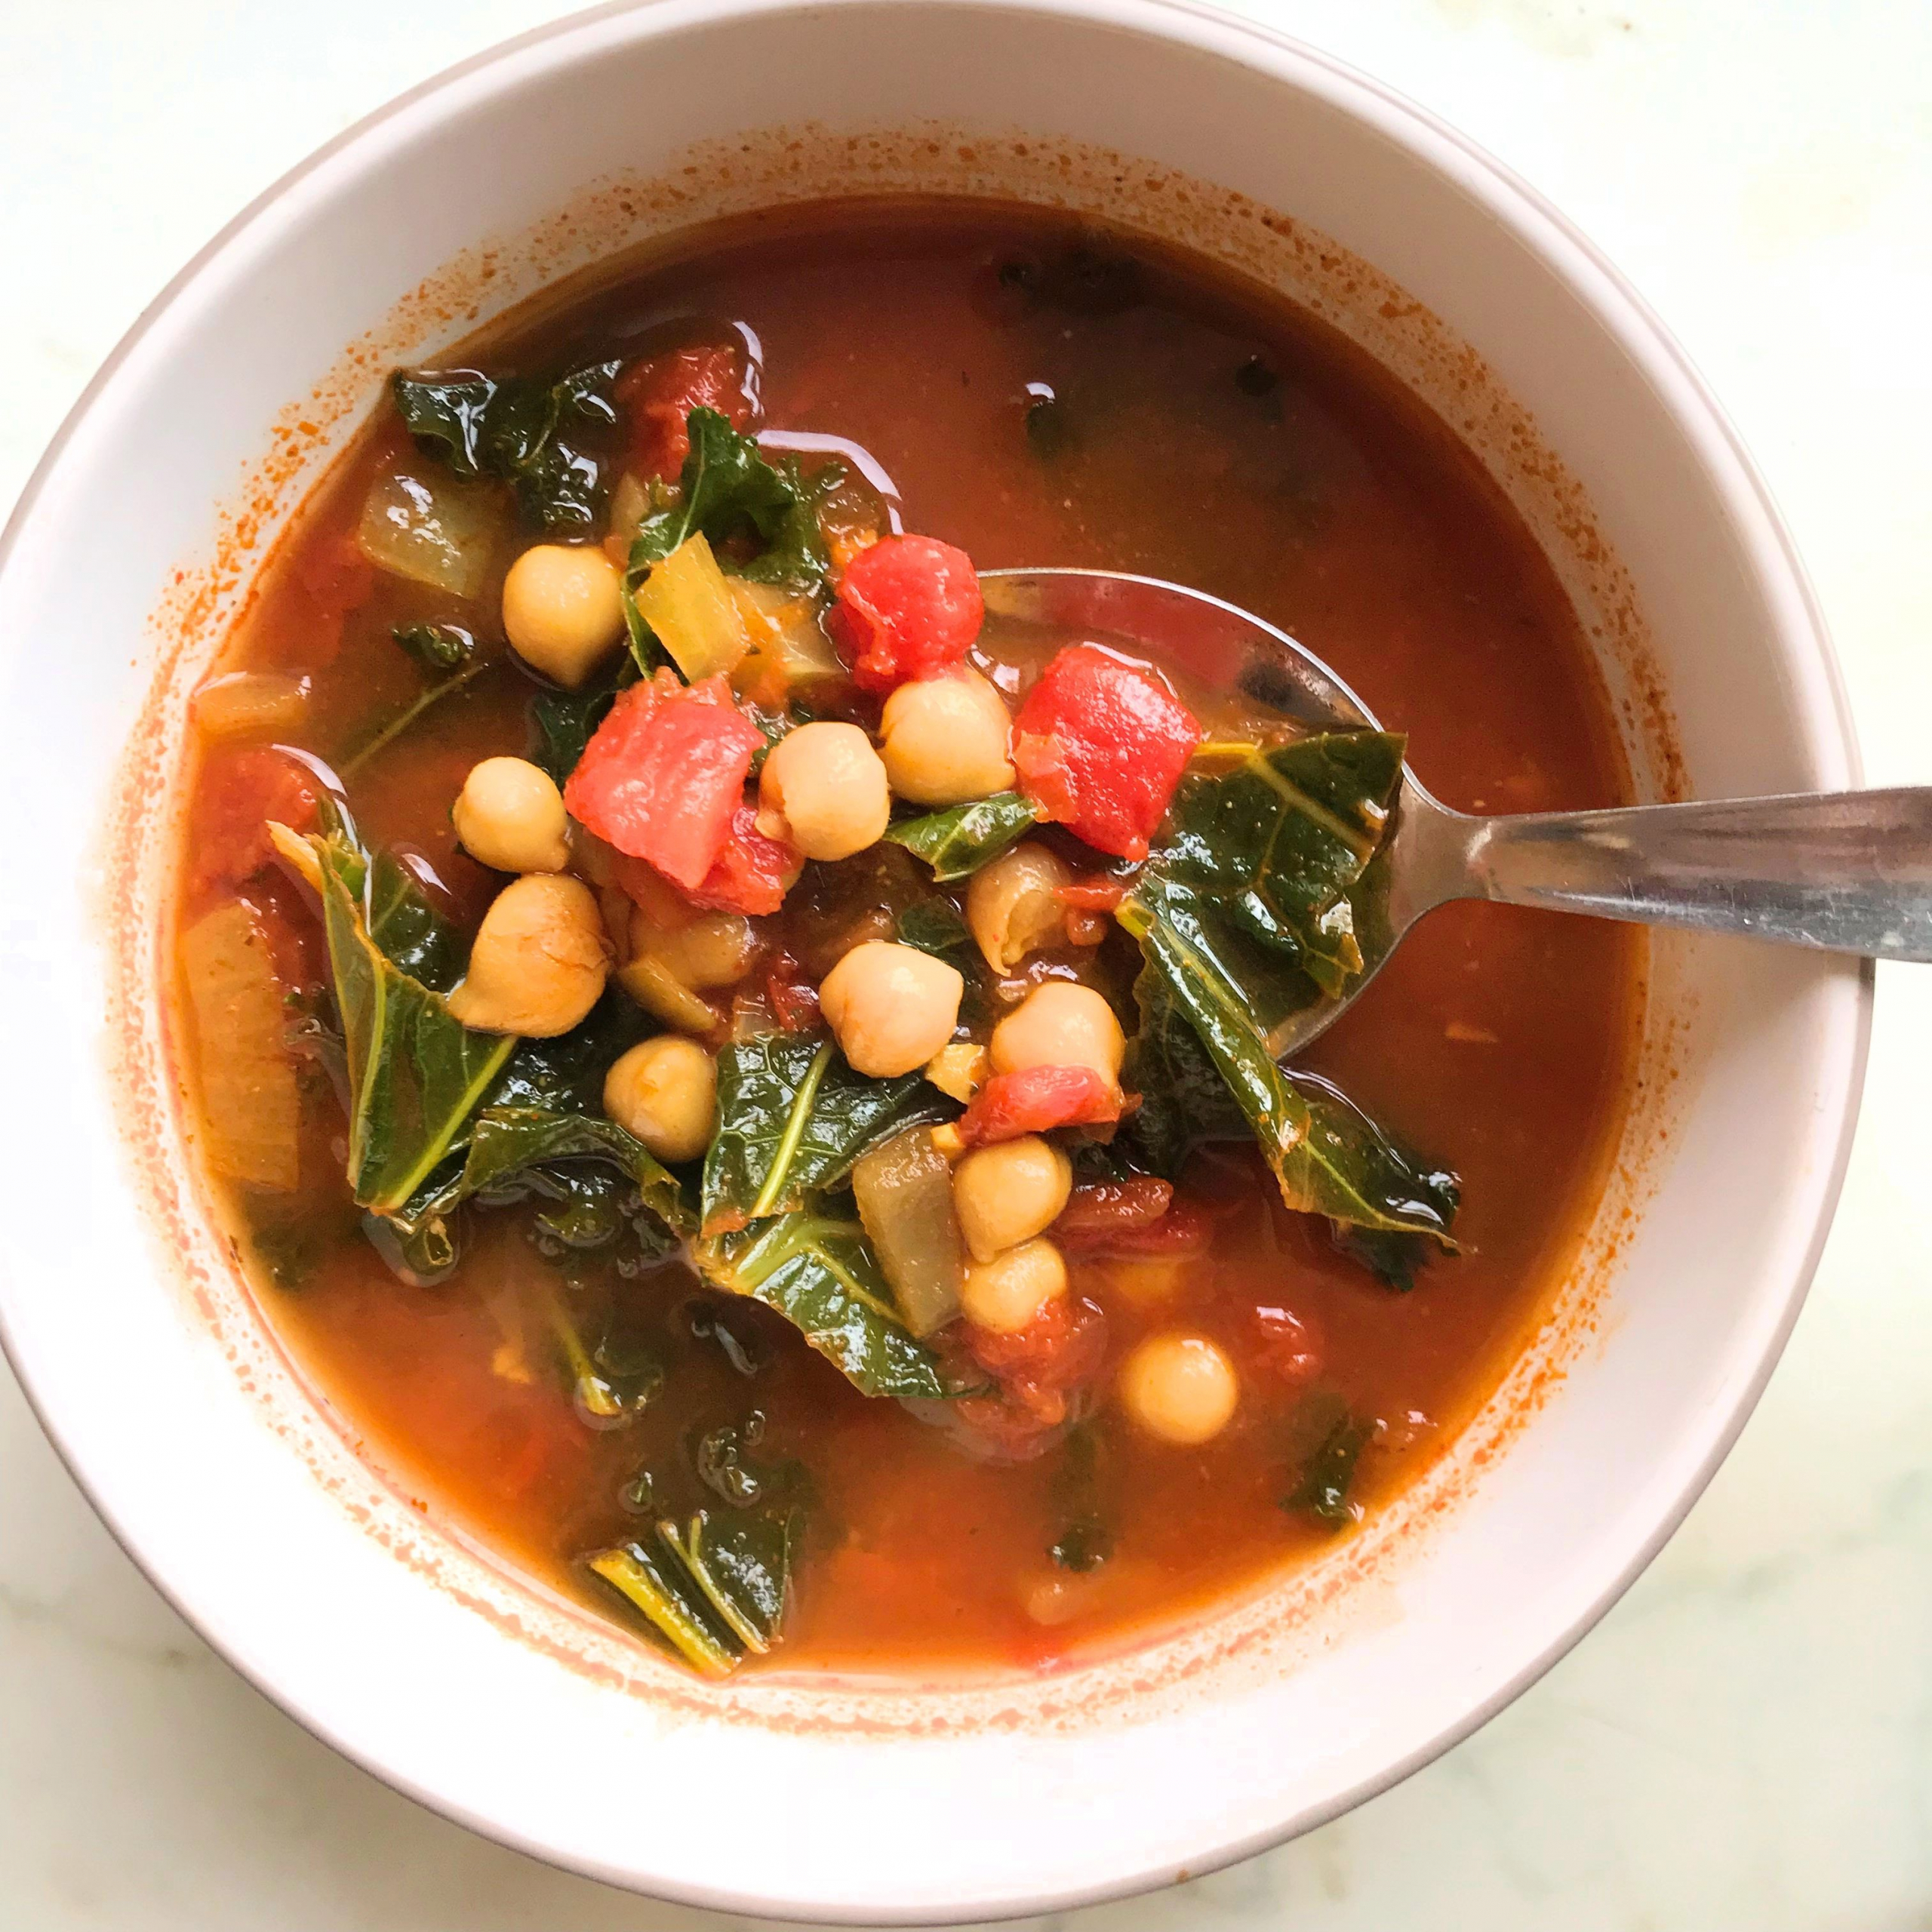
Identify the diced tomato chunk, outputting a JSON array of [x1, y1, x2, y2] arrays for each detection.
[[191, 747, 319, 897], [685, 802, 804, 917], [1051, 1178, 1215, 1259], [764, 950, 822, 1031], [955, 1064, 1126, 1148], [615, 343, 750, 481], [564, 671, 764, 891], [830, 534, 983, 694], [1251, 1303, 1324, 1383], [1055, 1176, 1172, 1233], [1011, 645, 1201, 860], [1056, 1183, 1213, 1257], [949, 1295, 1110, 1457], [965, 1294, 1109, 1395]]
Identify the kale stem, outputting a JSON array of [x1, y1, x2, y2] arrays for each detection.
[[340, 659, 491, 777]]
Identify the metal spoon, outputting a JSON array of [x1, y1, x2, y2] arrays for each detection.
[[982, 568, 1932, 1057]]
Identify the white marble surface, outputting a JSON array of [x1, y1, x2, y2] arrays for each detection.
[[2, 1, 1928, 1924]]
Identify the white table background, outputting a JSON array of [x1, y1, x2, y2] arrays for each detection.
[[2, 3, 1927, 1926]]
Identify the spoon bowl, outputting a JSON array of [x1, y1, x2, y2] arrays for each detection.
[[984, 568, 1932, 1057]]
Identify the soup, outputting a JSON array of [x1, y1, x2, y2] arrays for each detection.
[[171, 202, 1638, 1677]]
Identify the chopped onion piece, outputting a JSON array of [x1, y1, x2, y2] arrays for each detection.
[[192, 671, 309, 741], [180, 900, 299, 1191], [616, 950, 721, 1038], [633, 533, 749, 682], [853, 1126, 964, 1337], [355, 459, 500, 598], [730, 578, 845, 696]]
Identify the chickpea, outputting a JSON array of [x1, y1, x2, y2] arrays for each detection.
[[446, 874, 609, 1036], [959, 1237, 1068, 1334], [1118, 1334, 1238, 1445], [818, 941, 963, 1078], [756, 721, 891, 861], [1106, 1256, 1191, 1306], [990, 981, 1125, 1083], [952, 1136, 1072, 1264], [878, 668, 1017, 806], [501, 543, 626, 688], [967, 841, 1073, 973], [604, 1035, 717, 1164], [452, 756, 571, 873]]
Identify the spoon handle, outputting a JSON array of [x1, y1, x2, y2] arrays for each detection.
[[1443, 788, 1932, 960]]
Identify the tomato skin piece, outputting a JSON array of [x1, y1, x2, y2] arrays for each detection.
[[685, 801, 803, 917], [191, 746, 320, 897], [950, 1295, 1110, 1457], [564, 671, 764, 891], [955, 1064, 1126, 1148], [764, 949, 823, 1031], [1057, 875, 1132, 912], [1011, 644, 1201, 860], [1055, 1184, 1213, 1257], [830, 534, 983, 693], [1251, 1303, 1324, 1383], [615, 343, 750, 481]]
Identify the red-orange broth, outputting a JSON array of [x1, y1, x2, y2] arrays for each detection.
[[171, 202, 1639, 1676]]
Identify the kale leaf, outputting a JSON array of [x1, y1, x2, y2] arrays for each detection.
[[1119, 887, 1458, 1250], [296, 831, 517, 1218], [700, 1035, 952, 1235], [1155, 733, 1405, 1012], [1112, 734, 1458, 1266], [695, 1215, 947, 1398], [392, 621, 479, 673], [617, 409, 838, 675], [1283, 1392, 1373, 1527], [528, 652, 636, 785], [392, 360, 623, 534], [884, 792, 1041, 882], [589, 1504, 800, 1677], [895, 896, 973, 960]]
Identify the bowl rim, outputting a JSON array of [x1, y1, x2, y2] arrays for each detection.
[[0, 0, 1872, 1915]]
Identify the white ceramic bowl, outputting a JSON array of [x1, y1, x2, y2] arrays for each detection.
[[0, 0, 1867, 1918]]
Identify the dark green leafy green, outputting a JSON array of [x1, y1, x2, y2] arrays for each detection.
[[589, 1504, 798, 1675], [1049, 1521, 1112, 1572], [543, 1277, 665, 1421], [1025, 393, 1075, 459], [1283, 1393, 1372, 1527], [392, 360, 622, 534], [528, 1165, 632, 1253], [1330, 1224, 1434, 1293], [1155, 733, 1405, 1004], [895, 897, 971, 959], [528, 655, 626, 782], [391, 621, 478, 673], [700, 1035, 952, 1234], [361, 851, 466, 992], [694, 1415, 771, 1506], [463, 1107, 691, 1237], [340, 658, 492, 780], [305, 835, 516, 1218], [1113, 728, 1457, 1265], [1048, 1420, 1112, 1572], [884, 792, 1040, 882], [1118, 888, 1457, 1251], [620, 411, 839, 675], [1120, 961, 1251, 1175], [697, 1215, 946, 1398]]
